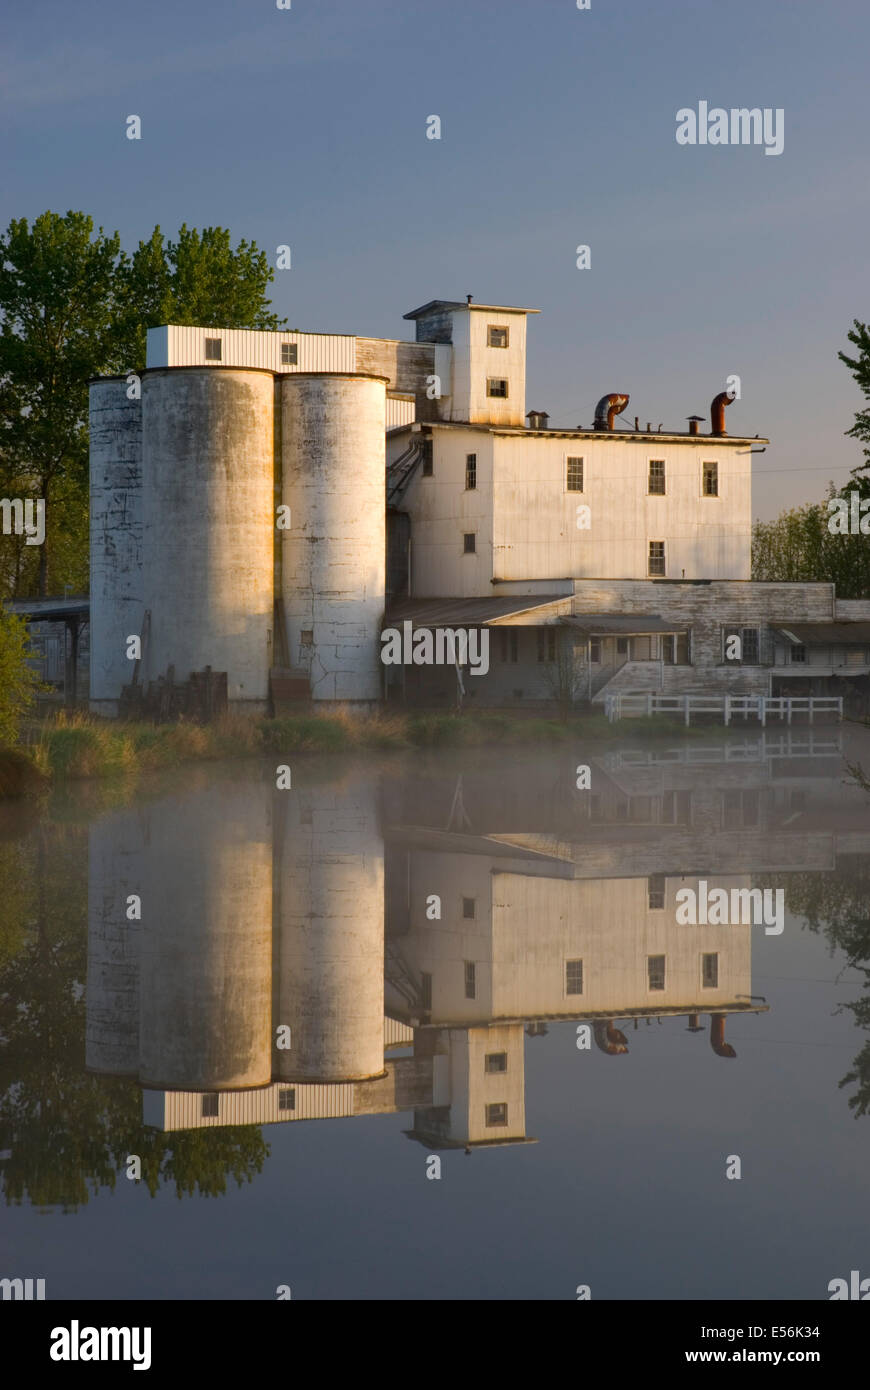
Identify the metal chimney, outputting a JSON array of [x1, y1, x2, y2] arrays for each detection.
[[710, 392, 734, 436]]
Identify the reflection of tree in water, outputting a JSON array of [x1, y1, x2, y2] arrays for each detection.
[[774, 854, 870, 1117], [0, 828, 269, 1211]]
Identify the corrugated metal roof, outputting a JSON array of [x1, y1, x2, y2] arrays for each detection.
[[385, 596, 568, 627], [777, 624, 870, 644]]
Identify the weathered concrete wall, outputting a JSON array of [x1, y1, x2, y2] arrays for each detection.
[[571, 579, 835, 673], [275, 775, 385, 1082], [141, 369, 274, 709], [280, 373, 386, 701], [89, 380, 143, 714]]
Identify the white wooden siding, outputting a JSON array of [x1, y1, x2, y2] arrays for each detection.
[[146, 325, 355, 373]]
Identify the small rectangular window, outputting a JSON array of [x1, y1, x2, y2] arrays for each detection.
[[421, 439, 433, 476], [421, 972, 432, 1010], [300, 629, 314, 646], [485, 1052, 508, 1073], [201, 1093, 219, 1117], [463, 532, 476, 554], [537, 628, 557, 663], [616, 637, 629, 656], [648, 955, 666, 991], [278, 1088, 296, 1111], [499, 630, 519, 663], [589, 637, 601, 663], [703, 461, 719, 497], [487, 378, 509, 398], [565, 959, 584, 995], [742, 628, 760, 664], [648, 541, 665, 577], [281, 342, 298, 365], [204, 337, 222, 361], [485, 1102, 508, 1127], [648, 460, 666, 495], [791, 644, 806, 663], [465, 453, 477, 490], [487, 325, 509, 348], [648, 874, 665, 910], [701, 953, 719, 988], [462, 897, 476, 919], [464, 961, 476, 999], [566, 457, 584, 492]]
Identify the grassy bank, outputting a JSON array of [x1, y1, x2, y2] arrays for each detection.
[[0, 707, 731, 794]]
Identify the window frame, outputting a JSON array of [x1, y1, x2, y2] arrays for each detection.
[[566, 456, 584, 493], [464, 960, 476, 999], [565, 958, 584, 996], [281, 342, 298, 365], [702, 460, 719, 497], [648, 541, 666, 577], [204, 337, 222, 361], [648, 459, 666, 496], [485, 1052, 508, 1074], [486, 377, 509, 398], [463, 532, 476, 555], [465, 453, 477, 490], [701, 953, 719, 989], [485, 1102, 508, 1127], [647, 954, 666, 991], [487, 325, 509, 349]]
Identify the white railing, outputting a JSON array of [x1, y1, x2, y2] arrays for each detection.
[[604, 692, 843, 725]]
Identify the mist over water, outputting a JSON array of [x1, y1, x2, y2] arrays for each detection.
[[2, 728, 869, 1300]]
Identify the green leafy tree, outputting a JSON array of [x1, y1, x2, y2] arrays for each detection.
[[839, 320, 870, 475], [0, 824, 270, 1210], [0, 603, 41, 743], [118, 224, 286, 370], [751, 478, 870, 599], [0, 213, 285, 601], [0, 212, 124, 597]]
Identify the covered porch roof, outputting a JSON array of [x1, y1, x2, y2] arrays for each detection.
[[559, 613, 687, 636], [776, 623, 870, 645], [384, 595, 569, 628]]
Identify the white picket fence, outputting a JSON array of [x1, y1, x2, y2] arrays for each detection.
[[604, 692, 843, 726]]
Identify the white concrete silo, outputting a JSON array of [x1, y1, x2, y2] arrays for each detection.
[[88, 378, 143, 716], [141, 368, 274, 710], [280, 373, 387, 703], [275, 773, 385, 1082]]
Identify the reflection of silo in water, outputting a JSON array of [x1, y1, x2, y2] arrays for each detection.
[[276, 776, 385, 1081], [141, 368, 274, 710], [86, 806, 144, 1077], [138, 781, 273, 1091], [88, 378, 143, 715]]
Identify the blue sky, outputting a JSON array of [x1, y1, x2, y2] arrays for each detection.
[[3, 0, 869, 518]]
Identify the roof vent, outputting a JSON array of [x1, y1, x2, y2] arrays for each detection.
[[593, 393, 630, 431], [526, 410, 549, 430]]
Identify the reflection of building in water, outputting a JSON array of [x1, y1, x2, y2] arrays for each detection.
[[87, 738, 870, 1142]]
